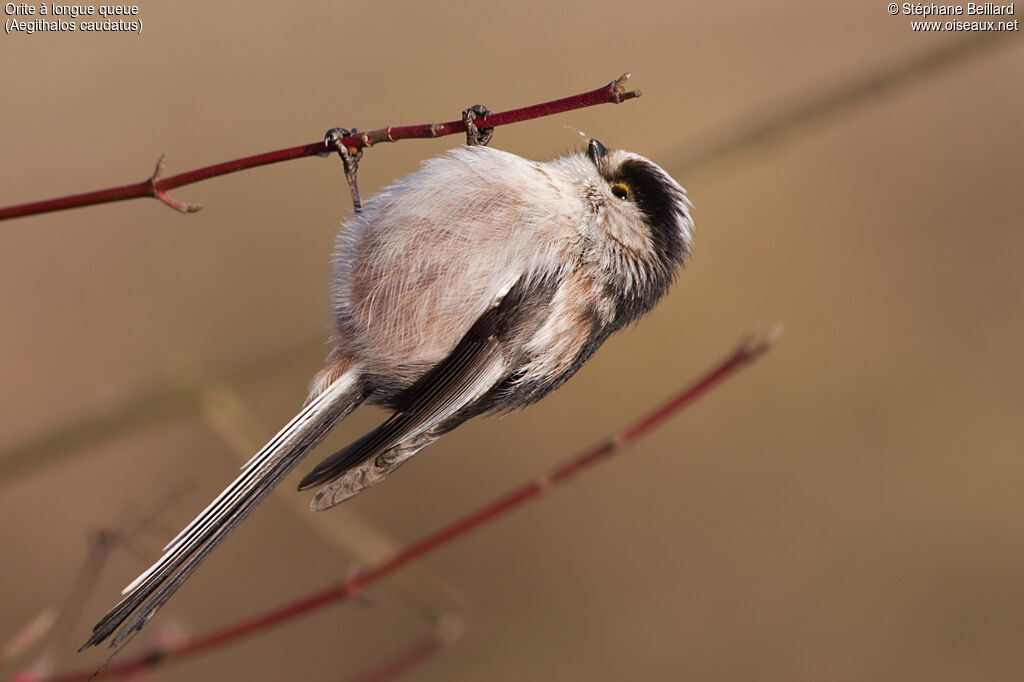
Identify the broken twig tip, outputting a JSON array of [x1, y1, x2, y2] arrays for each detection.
[[609, 73, 642, 103], [436, 614, 466, 644], [155, 193, 203, 214], [152, 153, 168, 177], [739, 324, 785, 360]]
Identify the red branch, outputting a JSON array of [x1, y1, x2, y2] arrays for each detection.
[[343, 616, 461, 682], [37, 329, 778, 682], [0, 74, 641, 222]]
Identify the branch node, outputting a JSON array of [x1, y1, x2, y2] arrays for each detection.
[[141, 648, 167, 667], [342, 565, 374, 604], [325, 128, 364, 213], [149, 154, 203, 214]]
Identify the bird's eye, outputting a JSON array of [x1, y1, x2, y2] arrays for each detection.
[[611, 183, 630, 200]]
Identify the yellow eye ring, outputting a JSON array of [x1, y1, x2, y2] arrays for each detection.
[[611, 183, 630, 200]]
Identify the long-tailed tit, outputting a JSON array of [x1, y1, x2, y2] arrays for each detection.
[[83, 138, 694, 649]]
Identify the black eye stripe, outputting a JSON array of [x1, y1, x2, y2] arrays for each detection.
[[613, 159, 689, 266], [615, 160, 674, 215]]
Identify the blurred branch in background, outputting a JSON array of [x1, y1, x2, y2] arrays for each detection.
[[671, 31, 1012, 176], [0, 611, 55, 675], [0, 337, 322, 488], [38, 615, 462, 682], [342, 616, 464, 682], [27, 330, 775, 681], [1, 489, 191, 681]]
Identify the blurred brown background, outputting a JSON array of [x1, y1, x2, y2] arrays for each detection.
[[2, 2, 1022, 680]]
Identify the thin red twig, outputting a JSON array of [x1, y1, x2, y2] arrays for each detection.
[[37, 329, 777, 682], [343, 616, 462, 682], [344, 634, 440, 682], [343, 634, 440, 682], [0, 74, 641, 222]]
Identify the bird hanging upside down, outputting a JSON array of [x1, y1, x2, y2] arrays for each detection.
[[83, 138, 694, 649]]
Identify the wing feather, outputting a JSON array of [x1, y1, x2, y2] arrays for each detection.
[[297, 273, 559, 492]]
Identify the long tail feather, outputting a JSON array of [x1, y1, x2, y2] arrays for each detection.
[[82, 370, 365, 649]]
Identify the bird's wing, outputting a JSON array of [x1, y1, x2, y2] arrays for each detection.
[[307, 425, 442, 511], [82, 370, 367, 650], [297, 272, 559, 495]]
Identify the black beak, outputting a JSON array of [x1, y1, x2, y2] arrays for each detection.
[[587, 138, 607, 166]]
